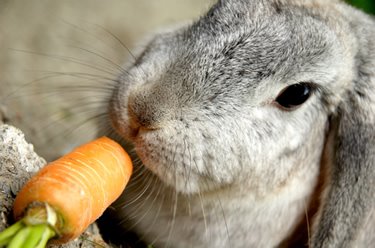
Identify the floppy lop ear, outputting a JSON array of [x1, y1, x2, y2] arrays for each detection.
[[312, 94, 375, 247], [311, 16, 375, 248]]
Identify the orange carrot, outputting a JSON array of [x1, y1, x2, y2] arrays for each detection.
[[0, 137, 132, 247]]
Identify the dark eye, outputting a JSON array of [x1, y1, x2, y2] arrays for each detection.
[[275, 83, 314, 109]]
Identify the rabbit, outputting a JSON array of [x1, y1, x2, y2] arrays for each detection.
[[107, 0, 375, 247]]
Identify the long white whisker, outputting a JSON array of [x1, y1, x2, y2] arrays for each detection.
[[68, 45, 128, 75], [31, 70, 120, 86], [304, 199, 311, 248], [216, 195, 231, 247], [9, 48, 119, 76], [126, 176, 162, 231], [117, 170, 155, 210], [91, 23, 150, 80], [165, 169, 179, 248], [139, 183, 167, 243]]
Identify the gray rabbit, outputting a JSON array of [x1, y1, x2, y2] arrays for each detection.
[[107, 0, 375, 247]]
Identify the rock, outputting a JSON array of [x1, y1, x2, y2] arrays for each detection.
[[0, 124, 110, 248]]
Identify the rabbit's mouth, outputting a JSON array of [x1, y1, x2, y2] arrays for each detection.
[[128, 123, 227, 194]]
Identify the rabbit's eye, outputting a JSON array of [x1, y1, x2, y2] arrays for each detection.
[[275, 83, 313, 109]]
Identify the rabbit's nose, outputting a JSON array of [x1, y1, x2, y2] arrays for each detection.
[[127, 86, 173, 131]]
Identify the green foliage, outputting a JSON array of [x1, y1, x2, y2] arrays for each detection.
[[346, 0, 375, 15]]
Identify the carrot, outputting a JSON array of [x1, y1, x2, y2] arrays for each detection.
[[0, 137, 132, 247]]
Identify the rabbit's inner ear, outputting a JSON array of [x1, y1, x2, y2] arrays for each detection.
[[274, 83, 316, 110]]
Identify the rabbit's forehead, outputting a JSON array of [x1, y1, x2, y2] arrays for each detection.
[[145, 12, 336, 97], [127, 1, 344, 106], [187, 12, 334, 80]]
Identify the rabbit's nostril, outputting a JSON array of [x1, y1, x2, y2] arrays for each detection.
[[127, 90, 166, 131]]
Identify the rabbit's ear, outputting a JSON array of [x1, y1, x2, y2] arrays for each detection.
[[311, 47, 375, 247]]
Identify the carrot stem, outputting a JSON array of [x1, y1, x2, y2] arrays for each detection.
[[0, 221, 24, 245], [34, 227, 54, 248], [23, 225, 51, 248], [0, 203, 57, 248], [7, 226, 30, 248], [0, 222, 55, 248]]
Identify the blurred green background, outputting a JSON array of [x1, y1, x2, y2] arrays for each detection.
[[346, 0, 375, 14]]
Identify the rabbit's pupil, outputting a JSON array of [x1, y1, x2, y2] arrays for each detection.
[[275, 83, 312, 109]]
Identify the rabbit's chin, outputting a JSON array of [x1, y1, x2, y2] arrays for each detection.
[[139, 159, 219, 195]]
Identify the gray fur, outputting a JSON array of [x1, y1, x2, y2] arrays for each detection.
[[108, 0, 375, 247]]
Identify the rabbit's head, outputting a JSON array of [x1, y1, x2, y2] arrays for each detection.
[[109, 0, 375, 246], [110, 0, 353, 194]]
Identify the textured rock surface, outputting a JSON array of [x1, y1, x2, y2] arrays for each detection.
[[0, 124, 109, 248]]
